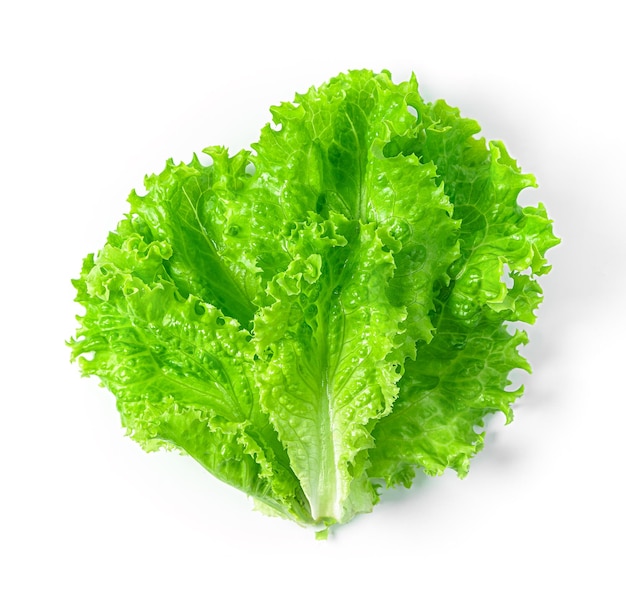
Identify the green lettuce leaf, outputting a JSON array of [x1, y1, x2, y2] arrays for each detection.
[[370, 90, 560, 486], [253, 213, 405, 523], [70, 223, 311, 522], [251, 70, 459, 354]]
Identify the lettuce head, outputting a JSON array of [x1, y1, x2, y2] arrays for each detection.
[[69, 70, 559, 535]]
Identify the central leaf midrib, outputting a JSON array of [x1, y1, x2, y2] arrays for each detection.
[[315, 304, 337, 520], [309, 274, 344, 522], [343, 109, 367, 223]]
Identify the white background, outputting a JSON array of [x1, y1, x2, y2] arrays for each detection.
[[2, 1, 624, 598]]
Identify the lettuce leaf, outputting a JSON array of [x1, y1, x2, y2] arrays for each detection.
[[369, 96, 559, 486], [253, 214, 405, 523], [69, 69, 558, 532]]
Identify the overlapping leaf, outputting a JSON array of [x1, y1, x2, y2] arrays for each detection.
[[370, 91, 559, 486], [253, 214, 405, 522], [70, 224, 310, 522]]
